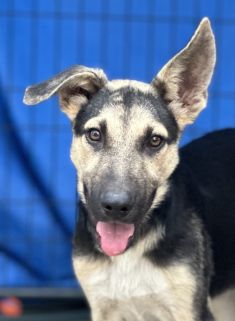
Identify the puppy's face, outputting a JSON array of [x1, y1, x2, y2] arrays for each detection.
[[24, 18, 216, 256], [70, 81, 179, 255]]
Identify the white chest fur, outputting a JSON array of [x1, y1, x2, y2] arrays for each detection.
[[73, 231, 196, 321]]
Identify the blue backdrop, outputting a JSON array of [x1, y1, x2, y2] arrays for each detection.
[[0, 0, 235, 289]]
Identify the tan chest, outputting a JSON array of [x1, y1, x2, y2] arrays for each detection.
[[73, 251, 196, 321]]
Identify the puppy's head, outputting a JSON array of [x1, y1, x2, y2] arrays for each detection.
[[24, 18, 215, 256]]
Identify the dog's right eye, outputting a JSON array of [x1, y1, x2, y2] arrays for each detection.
[[86, 128, 101, 142], [149, 135, 164, 148]]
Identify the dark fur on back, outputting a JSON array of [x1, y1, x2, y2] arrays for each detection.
[[180, 129, 235, 296]]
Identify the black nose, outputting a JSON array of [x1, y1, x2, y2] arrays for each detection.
[[100, 190, 133, 217]]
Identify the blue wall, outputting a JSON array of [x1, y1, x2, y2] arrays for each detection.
[[0, 0, 234, 288]]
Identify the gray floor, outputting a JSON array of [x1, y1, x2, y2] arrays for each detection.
[[0, 310, 90, 321], [0, 289, 89, 320]]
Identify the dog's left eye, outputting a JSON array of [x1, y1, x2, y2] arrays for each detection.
[[149, 135, 164, 148], [86, 128, 101, 142]]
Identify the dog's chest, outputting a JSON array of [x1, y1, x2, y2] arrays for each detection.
[[73, 248, 196, 321], [89, 254, 161, 299], [74, 252, 155, 298]]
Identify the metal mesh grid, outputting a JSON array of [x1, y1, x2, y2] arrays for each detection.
[[0, 0, 235, 290]]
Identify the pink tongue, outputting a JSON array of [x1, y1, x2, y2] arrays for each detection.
[[96, 221, 135, 256]]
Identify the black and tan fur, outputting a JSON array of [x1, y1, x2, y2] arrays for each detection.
[[23, 18, 235, 321]]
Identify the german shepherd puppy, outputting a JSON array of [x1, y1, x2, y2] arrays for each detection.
[[24, 18, 235, 321]]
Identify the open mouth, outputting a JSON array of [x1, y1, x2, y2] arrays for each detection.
[[96, 221, 135, 256]]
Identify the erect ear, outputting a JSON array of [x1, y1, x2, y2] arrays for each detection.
[[23, 65, 108, 121], [151, 18, 216, 129]]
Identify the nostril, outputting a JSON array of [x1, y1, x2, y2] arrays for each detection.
[[120, 206, 128, 212], [104, 205, 112, 211]]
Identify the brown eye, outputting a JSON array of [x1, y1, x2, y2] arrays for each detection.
[[87, 128, 101, 142], [150, 135, 164, 148]]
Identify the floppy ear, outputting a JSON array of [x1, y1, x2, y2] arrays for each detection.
[[23, 65, 108, 120], [152, 18, 216, 129]]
